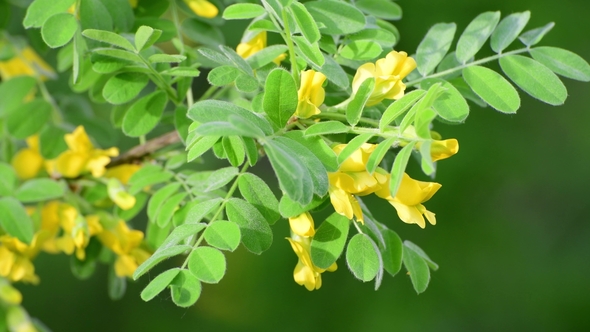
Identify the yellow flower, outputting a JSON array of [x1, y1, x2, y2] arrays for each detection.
[[429, 139, 459, 162], [107, 178, 136, 210], [328, 143, 385, 223], [376, 173, 441, 228], [236, 31, 286, 64], [39, 202, 102, 259], [0, 232, 48, 284], [55, 126, 119, 178], [104, 164, 141, 185], [287, 234, 336, 291], [295, 70, 326, 119], [0, 279, 23, 305], [98, 220, 150, 277], [351, 50, 416, 106], [0, 46, 54, 81], [288, 212, 315, 237], [183, 0, 218, 18], [11, 136, 44, 180]]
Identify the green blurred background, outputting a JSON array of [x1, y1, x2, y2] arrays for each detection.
[[11, 0, 590, 331]]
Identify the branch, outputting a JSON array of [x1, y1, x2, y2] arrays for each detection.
[[108, 131, 181, 167]]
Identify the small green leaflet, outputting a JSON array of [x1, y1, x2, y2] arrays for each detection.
[[389, 141, 416, 198]]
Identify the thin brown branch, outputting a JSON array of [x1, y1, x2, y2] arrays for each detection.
[[108, 131, 181, 167]]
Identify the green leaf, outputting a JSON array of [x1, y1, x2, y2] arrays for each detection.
[[0, 76, 37, 118], [530, 47, 590, 82], [245, 45, 288, 69], [380, 228, 403, 277], [421, 78, 470, 123], [202, 167, 238, 192], [160, 223, 207, 249], [0, 163, 17, 196], [226, 198, 273, 255], [184, 198, 223, 224], [336, 133, 374, 166], [499, 55, 567, 106], [346, 233, 381, 282], [349, 28, 397, 49], [128, 165, 174, 195], [101, 0, 134, 32], [238, 173, 280, 225], [219, 45, 253, 75], [419, 141, 435, 176], [222, 136, 246, 167], [156, 193, 188, 228], [93, 48, 142, 63], [0, 197, 34, 244], [170, 269, 201, 307], [455, 11, 500, 64], [187, 135, 219, 162], [403, 242, 430, 294], [284, 131, 339, 172], [103, 73, 149, 105], [204, 221, 241, 252], [404, 240, 439, 270], [279, 195, 327, 218], [188, 247, 226, 284], [355, 0, 401, 20], [379, 89, 426, 131], [140, 268, 180, 302], [263, 68, 298, 129], [274, 137, 329, 197], [264, 140, 314, 205], [39, 126, 67, 159], [366, 137, 395, 175], [305, 0, 366, 35], [147, 183, 181, 223], [242, 137, 259, 166], [133, 245, 191, 280], [290, 2, 320, 43], [320, 55, 349, 90], [340, 41, 382, 61], [463, 65, 520, 113], [135, 26, 163, 51], [23, 0, 75, 28], [15, 179, 64, 203], [490, 11, 530, 53], [148, 54, 186, 63], [135, 17, 175, 42], [207, 65, 241, 86], [310, 213, 350, 269], [416, 23, 456, 76], [389, 141, 416, 197], [160, 67, 200, 77], [223, 3, 266, 20], [122, 91, 168, 137], [41, 13, 77, 48], [108, 267, 126, 300], [6, 99, 52, 139], [80, 0, 113, 42], [235, 73, 259, 93], [346, 77, 375, 126], [519, 22, 554, 47], [82, 29, 135, 51], [293, 36, 324, 67], [182, 19, 225, 48], [304, 121, 349, 136], [188, 100, 273, 135]]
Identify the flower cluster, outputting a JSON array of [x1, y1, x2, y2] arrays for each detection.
[[0, 201, 150, 284]]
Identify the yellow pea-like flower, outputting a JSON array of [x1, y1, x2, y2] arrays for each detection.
[[98, 220, 150, 277], [351, 50, 417, 106], [288, 212, 316, 237], [0, 47, 54, 81], [295, 70, 327, 119], [236, 31, 286, 64], [11, 136, 44, 180], [55, 126, 119, 178], [286, 234, 337, 291], [429, 139, 459, 162], [183, 0, 218, 19], [376, 173, 441, 229], [104, 164, 141, 185]]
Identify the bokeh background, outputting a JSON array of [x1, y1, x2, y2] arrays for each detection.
[[7, 0, 590, 331]]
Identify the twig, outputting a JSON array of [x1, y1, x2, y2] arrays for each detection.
[[108, 131, 181, 167]]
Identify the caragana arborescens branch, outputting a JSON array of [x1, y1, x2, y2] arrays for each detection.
[[0, 0, 588, 329]]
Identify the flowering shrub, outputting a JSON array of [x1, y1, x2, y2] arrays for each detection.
[[0, 0, 589, 330]]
